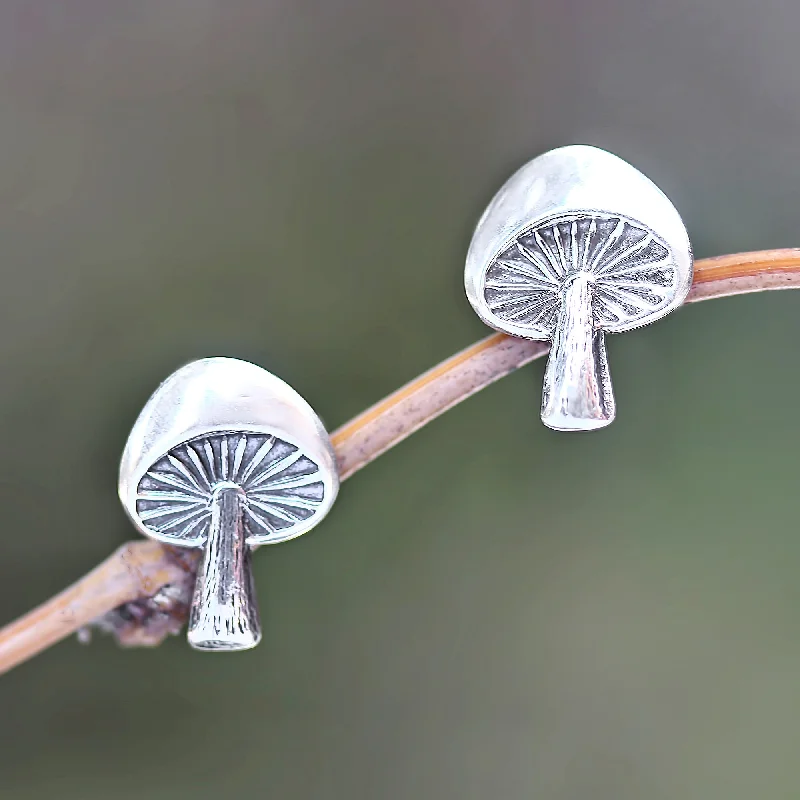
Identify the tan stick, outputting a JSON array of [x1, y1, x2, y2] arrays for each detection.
[[1, 248, 799, 676], [333, 248, 800, 476], [0, 542, 193, 672]]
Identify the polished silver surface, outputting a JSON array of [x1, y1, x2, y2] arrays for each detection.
[[465, 145, 693, 430], [119, 357, 339, 651], [190, 483, 260, 650]]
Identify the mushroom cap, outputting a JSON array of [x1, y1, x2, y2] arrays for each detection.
[[465, 145, 693, 339], [119, 358, 338, 547]]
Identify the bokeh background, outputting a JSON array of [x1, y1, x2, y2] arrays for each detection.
[[1, 1, 799, 797]]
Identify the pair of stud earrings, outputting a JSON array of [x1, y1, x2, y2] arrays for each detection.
[[118, 144, 693, 652]]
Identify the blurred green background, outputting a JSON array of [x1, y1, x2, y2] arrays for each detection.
[[1, 1, 800, 797]]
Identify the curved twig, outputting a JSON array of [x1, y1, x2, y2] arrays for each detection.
[[0, 248, 799, 676]]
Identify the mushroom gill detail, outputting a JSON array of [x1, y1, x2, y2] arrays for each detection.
[[483, 213, 677, 333], [136, 432, 326, 546]]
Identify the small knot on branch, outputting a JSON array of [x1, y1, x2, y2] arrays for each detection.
[[78, 546, 199, 647]]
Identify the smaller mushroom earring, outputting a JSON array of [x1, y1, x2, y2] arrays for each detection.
[[464, 145, 693, 430], [118, 358, 338, 651]]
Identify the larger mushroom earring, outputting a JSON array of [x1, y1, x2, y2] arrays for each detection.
[[118, 358, 338, 651], [464, 145, 693, 431]]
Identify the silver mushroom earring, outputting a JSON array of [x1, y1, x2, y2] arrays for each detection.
[[118, 357, 338, 651], [464, 145, 693, 431]]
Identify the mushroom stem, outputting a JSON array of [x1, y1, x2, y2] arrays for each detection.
[[187, 484, 261, 651], [540, 273, 615, 431]]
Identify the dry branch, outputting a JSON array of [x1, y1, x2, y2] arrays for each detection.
[[0, 248, 799, 676]]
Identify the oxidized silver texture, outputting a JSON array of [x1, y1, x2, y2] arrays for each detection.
[[465, 145, 693, 431], [119, 358, 338, 651]]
